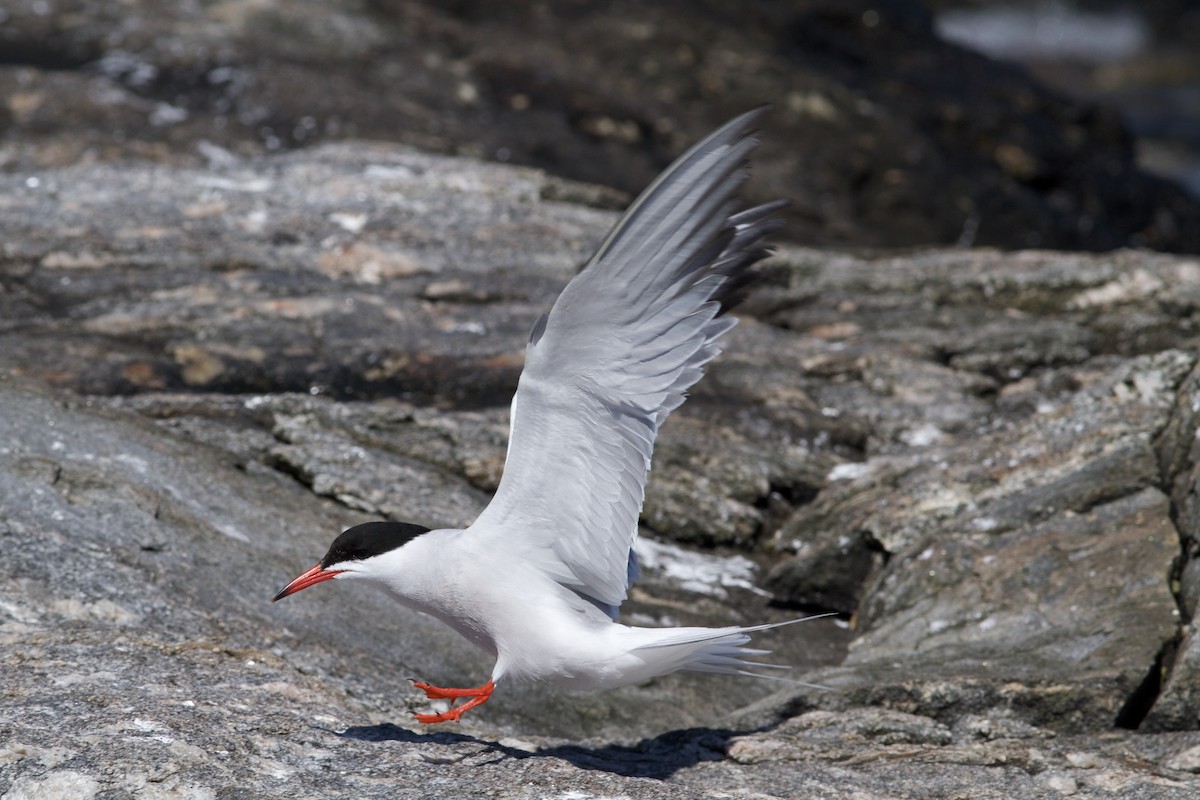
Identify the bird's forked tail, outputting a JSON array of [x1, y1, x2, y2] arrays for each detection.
[[621, 616, 833, 688]]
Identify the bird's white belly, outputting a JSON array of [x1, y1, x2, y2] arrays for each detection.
[[436, 561, 634, 687], [383, 533, 673, 691]]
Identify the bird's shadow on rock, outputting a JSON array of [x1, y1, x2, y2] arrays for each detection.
[[338, 723, 738, 779]]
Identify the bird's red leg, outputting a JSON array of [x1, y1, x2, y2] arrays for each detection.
[[410, 679, 495, 724], [411, 681, 488, 700]]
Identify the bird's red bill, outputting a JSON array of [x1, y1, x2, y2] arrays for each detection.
[[272, 564, 343, 602]]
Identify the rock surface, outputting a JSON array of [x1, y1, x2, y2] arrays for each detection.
[[4, 139, 1200, 796], [4, 0, 1200, 252]]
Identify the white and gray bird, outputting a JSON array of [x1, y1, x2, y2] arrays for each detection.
[[274, 108, 806, 724]]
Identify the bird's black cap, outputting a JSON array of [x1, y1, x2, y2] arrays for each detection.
[[320, 521, 431, 568]]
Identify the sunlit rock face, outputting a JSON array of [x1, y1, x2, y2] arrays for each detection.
[[3, 139, 1200, 795]]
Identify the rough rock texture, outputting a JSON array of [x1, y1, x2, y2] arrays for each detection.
[[3, 0, 1200, 253], [4, 141, 1200, 796]]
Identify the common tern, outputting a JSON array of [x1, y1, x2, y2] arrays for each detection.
[[275, 108, 804, 724]]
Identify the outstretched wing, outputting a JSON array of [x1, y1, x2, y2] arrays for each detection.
[[470, 108, 785, 615]]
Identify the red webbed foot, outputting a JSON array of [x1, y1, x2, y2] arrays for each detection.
[[409, 678, 495, 724]]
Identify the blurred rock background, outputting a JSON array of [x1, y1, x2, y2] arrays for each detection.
[[933, 0, 1200, 198], [3, 0, 1199, 251]]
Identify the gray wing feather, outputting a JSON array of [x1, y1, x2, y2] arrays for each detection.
[[470, 109, 784, 614]]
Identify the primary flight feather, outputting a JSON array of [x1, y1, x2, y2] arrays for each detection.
[[274, 108, 802, 724]]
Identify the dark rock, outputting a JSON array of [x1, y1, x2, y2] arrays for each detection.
[[930, 0, 1200, 199], [2, 0, 1199, 252], [764, 529, 882, 614], [747, 353, 1186, 733]]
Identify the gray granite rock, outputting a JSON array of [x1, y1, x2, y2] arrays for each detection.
[[4, 141, 1200, 797]]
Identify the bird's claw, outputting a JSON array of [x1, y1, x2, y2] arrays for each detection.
[[414, 708, 465, 724]]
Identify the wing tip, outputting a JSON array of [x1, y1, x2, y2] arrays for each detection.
[[711, 201, 790, 315], [720, 104, 772, 140]]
